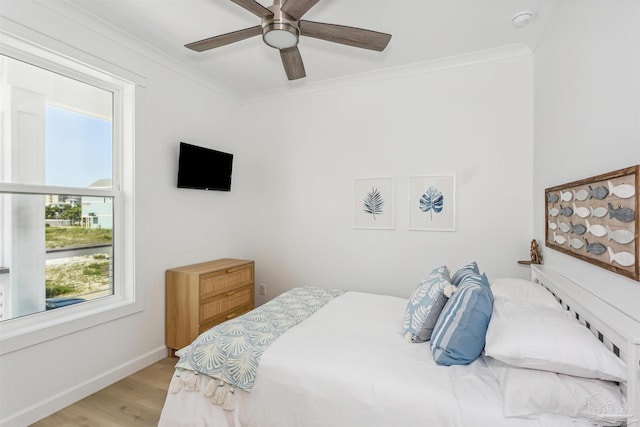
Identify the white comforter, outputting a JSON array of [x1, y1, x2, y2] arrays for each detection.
[[159, 291, 593, 427]]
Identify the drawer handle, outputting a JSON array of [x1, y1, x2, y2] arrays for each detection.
[[225, 312, 237, 320], [225, 290, 238, 297]]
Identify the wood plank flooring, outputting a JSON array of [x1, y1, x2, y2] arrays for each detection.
[[31, 357, 176, 427]]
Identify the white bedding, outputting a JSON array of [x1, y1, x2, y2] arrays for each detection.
[[159, 291, 595, 427]]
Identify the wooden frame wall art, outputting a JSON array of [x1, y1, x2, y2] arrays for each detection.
[[545, 165, 639, 281]]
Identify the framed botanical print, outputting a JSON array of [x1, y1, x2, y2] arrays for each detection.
[[408, 175, 456, 231], [354, 177, 395, 229]]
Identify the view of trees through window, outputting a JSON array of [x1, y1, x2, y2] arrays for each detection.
[[45, 201, 113, 301]]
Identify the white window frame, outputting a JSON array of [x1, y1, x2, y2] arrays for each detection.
[[0, 33, 138, 355]]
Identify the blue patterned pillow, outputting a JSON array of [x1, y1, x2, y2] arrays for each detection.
[[430, 273, 493, 365], [451, 261, 480, 286], [402, 265, 452, 343]]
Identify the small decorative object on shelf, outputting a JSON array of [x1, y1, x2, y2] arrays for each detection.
[[518, 239, 543, 265]]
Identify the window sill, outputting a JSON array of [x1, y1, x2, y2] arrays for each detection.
[[0, 293, 142, 355]]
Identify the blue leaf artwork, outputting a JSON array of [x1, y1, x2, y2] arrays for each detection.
[[419, 186, 444, 220], [363, 187, 384, 220]]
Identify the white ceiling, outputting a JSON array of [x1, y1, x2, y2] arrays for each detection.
[[69, 0, 556, 100]]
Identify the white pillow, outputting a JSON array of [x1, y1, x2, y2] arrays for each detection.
[[485, 299, 626, 382], [490, 277, 560, 309], [485, 357, 627, 425]]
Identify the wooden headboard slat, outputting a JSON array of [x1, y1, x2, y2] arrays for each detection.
[[531, 265, 640, 426]]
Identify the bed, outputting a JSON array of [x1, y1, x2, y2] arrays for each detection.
[[159, 264, 640, 427]]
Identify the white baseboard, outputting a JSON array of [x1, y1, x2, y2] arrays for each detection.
[[1, 346, 168, 427]]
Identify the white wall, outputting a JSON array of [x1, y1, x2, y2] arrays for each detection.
[[242, 54, 535, 305], [0, 2, 246, 425], [533, 1, 640, 321]]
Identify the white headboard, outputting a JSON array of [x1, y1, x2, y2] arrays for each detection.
[[531, 265, 640, 426]]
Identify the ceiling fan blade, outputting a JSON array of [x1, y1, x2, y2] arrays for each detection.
[[230, 0, 272, 18], [280, 47, 306, 80], [300, 20, 391, 51], [185, 26, 262, 52], [280, 0, 319, 20]]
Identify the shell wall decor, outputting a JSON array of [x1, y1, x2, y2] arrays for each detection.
[[545, 165, 639, 281]]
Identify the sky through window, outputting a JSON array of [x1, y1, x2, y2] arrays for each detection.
[[45, 105, 112, 188]]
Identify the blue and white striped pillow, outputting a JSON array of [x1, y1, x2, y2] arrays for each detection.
[[402, 265, 452, 343], [430, 272, 493, 365], [451, 261, 480, 287]]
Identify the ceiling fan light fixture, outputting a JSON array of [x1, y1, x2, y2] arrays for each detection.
[[263, 23, 299, 49]]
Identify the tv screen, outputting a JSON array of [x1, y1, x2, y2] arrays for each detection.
[[177, 142, 233, 191]]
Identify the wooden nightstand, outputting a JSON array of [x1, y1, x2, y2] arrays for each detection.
[[165, 258, 254, 357]]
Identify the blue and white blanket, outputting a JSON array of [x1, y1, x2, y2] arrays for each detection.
[[170, 287, 344, 409]]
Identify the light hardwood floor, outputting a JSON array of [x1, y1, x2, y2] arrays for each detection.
[[31, 357, 177, 426]]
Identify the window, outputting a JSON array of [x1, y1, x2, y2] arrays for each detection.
[[0, 34, 137, 353]]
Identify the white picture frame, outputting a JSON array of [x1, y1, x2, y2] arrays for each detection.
[[354, 177, 395, 229], [408, 175, 456, 231]]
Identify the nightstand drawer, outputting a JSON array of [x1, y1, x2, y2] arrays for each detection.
[[200, 266, 253, 299], [199, 303, 253, 334], [200, 284, 253, 324]]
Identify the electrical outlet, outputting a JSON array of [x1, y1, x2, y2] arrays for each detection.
[[259, 283, 267, 296]]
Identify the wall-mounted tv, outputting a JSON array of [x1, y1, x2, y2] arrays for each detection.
[[177, 142, 233, 191]]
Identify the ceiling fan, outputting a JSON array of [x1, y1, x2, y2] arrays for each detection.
[[184, 0, 392, 80]]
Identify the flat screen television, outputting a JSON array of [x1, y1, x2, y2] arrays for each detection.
[[177, 142, 233, 191]]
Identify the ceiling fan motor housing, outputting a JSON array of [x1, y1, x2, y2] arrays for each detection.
[[262, 5, 300, 49]]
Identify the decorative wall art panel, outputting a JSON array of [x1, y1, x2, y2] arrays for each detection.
[[354, 177, 395, 229], [545, 165, 639, 281], [409, 175, 456, 231]]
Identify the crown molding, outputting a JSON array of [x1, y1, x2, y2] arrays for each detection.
[[1, 0, 242, 104], [243, 44, 533, 105]]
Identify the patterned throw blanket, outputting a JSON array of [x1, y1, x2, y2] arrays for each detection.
[[170, 287, 344, 410]]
